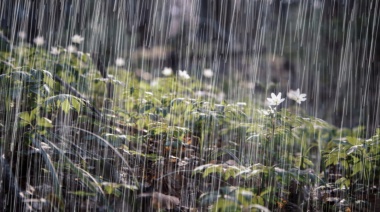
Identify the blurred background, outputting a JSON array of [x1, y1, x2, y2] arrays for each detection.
[[1, 0, 379, 136]]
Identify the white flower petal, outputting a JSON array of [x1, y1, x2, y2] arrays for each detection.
[[18, 31, 26, 39], [71, 34, 84, 44], [115, 58, 125, 67], [67, 45, 77, 53], [50, 47, 59, 55], [33, 36, 45, 46], [162, 67, 173, 76], [287, 88, 307, 104], [203, 69, 213, 78], [267, 92, 285, 106]]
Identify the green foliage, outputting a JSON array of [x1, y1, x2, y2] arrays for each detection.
[[323, 131, 380, 189], [1, 40, 379, 211]]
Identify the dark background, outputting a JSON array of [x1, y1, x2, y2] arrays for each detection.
[[1, 0, 379, 136]]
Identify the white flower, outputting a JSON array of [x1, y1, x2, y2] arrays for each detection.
[[18, 31, 26, 39], [287, 88, 307, 104], [236, 102, 246, 107], [71, 34, 84, 44], [115, 58, 125, 67], [50, 47, 59, 55], [66, 45, 77, 53], [150, 79, 159, 87], [77, 51, 84, 57], [203, 69, 213, 78], [259, 109, 270, 116], [178, 70, 190, 79], [205, 84, 213, 90], [267, 92, 285, 106], [162, 67, 173, 76], [33, 36, 45, 46], [258, 108, 275, 116]]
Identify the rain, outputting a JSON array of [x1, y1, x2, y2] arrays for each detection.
[[0, 0, 379, 211]]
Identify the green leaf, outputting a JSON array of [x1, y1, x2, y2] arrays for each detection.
[[224, 166, 240, 180], [351, 162, 363, 177], [250, 195, 264, 206], [68, 191, 96, 197], [302, 157, 314, 167], [213, 199, 238, 211], [19, 111, 31, 126], [71, 98, 81, 112], [36, 117, 53, 128], [346, 136, 361, 146], [335, 177, 350, 188], [61, 98, 71, 114], [203, 165, 223, 178], [103, 183, 117, 195]]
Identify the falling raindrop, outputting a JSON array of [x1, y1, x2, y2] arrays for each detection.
[[0, 0, 379, 211]]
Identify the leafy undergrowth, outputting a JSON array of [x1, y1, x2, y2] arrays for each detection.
[[0, 40, 379, 211]]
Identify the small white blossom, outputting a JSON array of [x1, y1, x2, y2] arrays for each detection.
[[178, 70, 190, 79], [115, 58, 125, 67], [33, 36, 45, 46], [162, 67, 173, 76], [150, 79, 159, 87], [258, 108, 275, 116], [267, 92, 285, 106], [236, 102, 246, 107], [287, 88, 307, 104], [18, 31, 26, 39], [203, 69, 213, 78], [217, 92, 225, 102], [66, 45, 77, 53], [76, 51, 86, 58], [50, 47, 59, 55], [71, 34, 84, 44], [205, 84, 213, 90], [259, 109, 270, 116]]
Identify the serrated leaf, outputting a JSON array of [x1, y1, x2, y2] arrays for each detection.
[[37, 117, 53, 128], [253, 196, 265, 205], [335, 177, 350, 187], [102, 183, 117, 195], [19, 111, 31, 124], [61, 98, 71, 114], [346, 136, 361, 146], [302, 157, 314, 167], [224, 166, 240, 180], [71, 98, 81, 112], [352, 162, 362, 176], [203, 165, 223, 178]]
